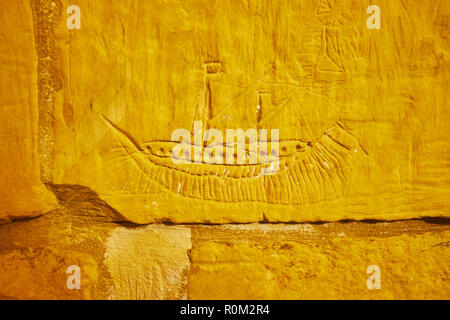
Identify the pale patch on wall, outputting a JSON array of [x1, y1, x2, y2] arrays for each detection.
[[104, 225, 192, 300]]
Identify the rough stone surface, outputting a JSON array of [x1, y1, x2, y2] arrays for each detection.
[[0, 0, 57, 222], [1, 0, 449, 224], [0, 209, 192, 300], [189, 223, 450, 299], [105, 225, 191, 300], [0, 0, 449, 300], [0, 247, 98, 300], [37, 0, 450, 223], [0, 211, 448, 299]]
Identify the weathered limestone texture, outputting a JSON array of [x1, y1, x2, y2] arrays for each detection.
[[0, 0, 448, 301], [0, 247, 98, 300], [105, 225, 191, 300], [42, 0, 449, 223], [0, 0, 56, 223], [0, 209, 192, 300], [189, 223, 450, 299], [0, 211, 447, 299]]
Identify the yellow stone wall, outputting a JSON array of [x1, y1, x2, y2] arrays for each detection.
[[0, 0, 448, 299], [0, 0, 57, 223], [0, 211, 448, 299]]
